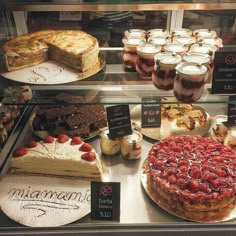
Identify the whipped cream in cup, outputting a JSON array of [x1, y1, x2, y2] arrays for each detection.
[[147, 29, 170, 38], [121, 130, 143, 160], [193, 29, 217, 39], [99, 127, 121, 156], [210, 115, 228, 143], [122, 37, 146, 70], [172, 36, 197, 48], [189, 43, 217, 83], [198, 37, 223, 51], [124, 29, 146, 39], [147, 36, 171, 49], [171, 28, 193, 37], [174, 62, 207, 103], [224, 126, 236, 151], [183, 52, 211, 83], [163, 42, 189, 56], [152, 52, 182, 90], [136, 42, 161, 79]]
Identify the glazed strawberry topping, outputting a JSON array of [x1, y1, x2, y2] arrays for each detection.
[[81, 152, 96, 162], [79, 143, 93, 152], [13, 147, 28, 157], [58, 134, 69, 143], [44, 135, 54, 143], [71, 136, 82, 145], [27, 140, 37, 148], [148, 135, 236, 198]]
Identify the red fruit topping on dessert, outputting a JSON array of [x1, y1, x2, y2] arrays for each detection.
[[187, 179, 200, 192], [79, 143, 93, 152], [13, 147, 28, 157], [168, 175, 177, 184], [81, 152, 96, 162], [58, 134, 69, 143], [44, 135, 54, 143], [27, 140, 37, 148], [71, 136, 82, 145]]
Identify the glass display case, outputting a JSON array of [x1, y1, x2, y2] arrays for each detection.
[[0, 1, 236, 235]]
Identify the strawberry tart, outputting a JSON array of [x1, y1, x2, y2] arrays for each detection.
[[146, 135, 236, 222], [11, 134, 104, 180]]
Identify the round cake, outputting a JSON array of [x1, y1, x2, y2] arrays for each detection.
[[147, 135, 236, 222]]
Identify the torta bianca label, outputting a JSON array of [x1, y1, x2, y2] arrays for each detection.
[[0, 174, 91, 227]]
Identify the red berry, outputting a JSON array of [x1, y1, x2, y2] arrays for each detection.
[[81, 152, 96, 162], [207, 143, 216, 150], [183, 144, 191, 151], [190, 168, 202, 179], [168, 175, 177, 184], [178, 159, 189, 166], [149, 155, 156, 164], [79, 143, 93, 152], [203, 171, 218, 182], [212, 156, 223, 162], [187, 179, 200, 192], [13, 147, 28, 157], [179, 165, 188, 173], [177, 178, 187, 190], [210, 179, 221, 190], [71, 136, 82, 145], [172, 146, 181, 152], [44, 135, 54, 143], [58, 134, 69, 143], [27, 140, 37, 148]]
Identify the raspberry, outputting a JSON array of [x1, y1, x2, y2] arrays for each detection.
[[210, 179, 221, 190], [13, 147, 28, 157], [178, 159, 189, 166], [189, 168, 201, 179], [212, 156, 223, 162], [183, 144, 191, 151], [79, 143, 93, 152], [201, 183, 211, 194], [155, 160, 164, 168], [172, 146, 181, 152], [179, 165, 188, 173], [203, 171, 218, 182], [58, 134, 69, 143], [168, 175, 177, 184], [27, 140, 37, 148], [187, 179, 200, 192], [81, 152, 96, 162], [71, 136, 82, 145], [177, 178, 187, 190], [149, 155, 156, 164], [44, 135, 54, 143], [207, 143, 216, 150]]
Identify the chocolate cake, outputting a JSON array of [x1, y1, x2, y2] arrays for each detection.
[[32, 94, 107, 139]]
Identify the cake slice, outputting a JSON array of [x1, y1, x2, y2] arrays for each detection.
[[11, 134, 104, 180]]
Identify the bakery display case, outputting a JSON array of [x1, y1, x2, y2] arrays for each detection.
[[0, 1, 236, 235]]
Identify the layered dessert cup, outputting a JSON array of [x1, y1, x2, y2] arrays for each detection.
[[183, 52, 211, 83], [189, 43, 217, 83], [148, 36, 171, 50], [210, 115, 228, 143], [171, 28, 193, 37], [122, 37, 145, 71], [163, 42, 189, 56], [193, 29, 217, 39], [124, 29, 146, 39], [174, 62, 207, 103], [152, 52, 182, 90], [198, 37, 223, 51], [136, 42, 161, 79], [147, 29, 170, 38], [172, 36, 197, 49]]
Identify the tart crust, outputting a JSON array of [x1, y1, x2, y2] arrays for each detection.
[[2, 30, 99, 72]]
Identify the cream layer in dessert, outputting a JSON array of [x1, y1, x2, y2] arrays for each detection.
[[11, 135, 104, 180]]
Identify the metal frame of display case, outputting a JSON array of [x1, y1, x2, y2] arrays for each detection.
[[0, 1, 236, 236]]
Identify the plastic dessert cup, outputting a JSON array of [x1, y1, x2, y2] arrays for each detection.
[[124, 29, 146, 39], [224, 126, 236, 151], [136, 42, 161, 79], [122, 37, 145, 71], [174, 62, 207, 103], [183, 52, 211, 83], [147, 29, 170, 38], [152, 52, 182, 90], [99, 127, 121, 156], [193, 28, 217, 39], [171, 28, 193, 37], [121, 130, 143, 160], [163, 42, 189, 56]]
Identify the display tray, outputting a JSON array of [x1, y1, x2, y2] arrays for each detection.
[[141, 159, 236, 223], [0, 105, 236, 227], [0, 53, 105, 85]]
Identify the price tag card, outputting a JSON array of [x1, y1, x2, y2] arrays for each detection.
[[226, 95, 236, 127], [91, 182, 120, 221], [141, 96, 161, 128], [211, 52, 236, 94], [106, 105, 132, 139]]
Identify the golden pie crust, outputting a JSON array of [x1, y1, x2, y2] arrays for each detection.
[[2, 30, 99, 72]]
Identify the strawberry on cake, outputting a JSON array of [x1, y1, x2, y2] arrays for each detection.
[[11, 134, 104, 180], [146, 135, 236, 222]]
